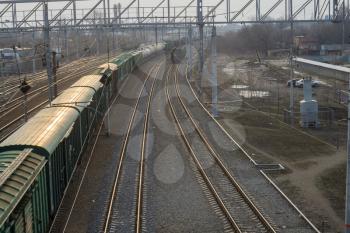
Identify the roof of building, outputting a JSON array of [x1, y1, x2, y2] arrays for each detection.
[[294, 57, 350, 74]]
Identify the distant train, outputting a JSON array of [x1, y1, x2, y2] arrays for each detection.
[[0, 43, 165, 233]]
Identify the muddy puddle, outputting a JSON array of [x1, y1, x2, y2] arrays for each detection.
[[239, 90, 270, 98], [231, 84, 249, 89]]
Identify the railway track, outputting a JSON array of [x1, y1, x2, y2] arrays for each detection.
[[103, 63, 160, 233], [165, 65, 276, 233], [0, 52, 118, 114], [0, 50, 121, 97], [0, 56, 93, 98], [48, 61, 144, 233], [0, 52, 119, 141], [180, 64, 320, 232]]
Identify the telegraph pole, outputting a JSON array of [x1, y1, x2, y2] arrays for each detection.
[[43, 2, 53, 105]]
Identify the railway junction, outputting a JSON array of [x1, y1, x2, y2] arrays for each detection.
[[1, 0, 350, 233]]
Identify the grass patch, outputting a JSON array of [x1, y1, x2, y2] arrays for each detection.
[[316, 162, 346, 219], [231, 110, 335, 162]]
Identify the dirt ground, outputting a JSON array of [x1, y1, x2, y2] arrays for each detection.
[[201, 53, 348, 232]]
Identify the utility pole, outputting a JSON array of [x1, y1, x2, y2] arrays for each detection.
[[43, 2, 53, 105], [168, 0, 170, 23], [226, 0, 230, 22], [197, 0, 204, 74], [256, 0, 261, 20], [103, 0, 107, 25], [73, 0, 77, 25], [137, 0, 140, 23], [96, 26, 100, 55], [342, 1, 346, 55], [155, 25, 158, 44], [346, 73, 350, 233], [107, 0, 110, 24], [289, 0, 294, 126], [76, 30, 80, 58], [12, 3, 16, 29], [64, 23, 68, 58], [52, 51, 58, 98], [32, 31, 36, 74], [211, 26, 218, 117], [187, 26, 192, 79], [73, 0, 79, 59]]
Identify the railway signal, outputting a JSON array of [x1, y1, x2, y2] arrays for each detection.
[[19, 77, 30, 122]]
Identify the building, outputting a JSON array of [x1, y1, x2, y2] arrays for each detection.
[[294, 36, 320, 56]]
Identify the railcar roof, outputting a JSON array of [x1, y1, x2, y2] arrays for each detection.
[[98, 63, 118, 71], [0, 149, 46, 227], [111, 52, 134, 65], [0, 75, 103, 156]]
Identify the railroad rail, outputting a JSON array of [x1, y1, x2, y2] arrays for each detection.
[[182, 65, 321, 232], [0, 52, 119, 142], [165, 64, 276, 232], [48, 61, 147, 233], [0, 60, 97, 114], [102, 63, 160, 233], [136, 63, 159, 233], [0, 52, 118, 114]]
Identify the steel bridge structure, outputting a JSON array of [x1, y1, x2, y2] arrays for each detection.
[[0, 0, 348, 32]]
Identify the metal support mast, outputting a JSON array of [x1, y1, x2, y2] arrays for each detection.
[[137, 0, 140, 23], [168, 0, 170, 23], [43, 2, 53, 105], [187, 26, 192, 79], [73, 0, 77, 24], [32, 31, 36, 74], [211, 26, 218, 117], [226, 0, 230, 22], [289, 0, 294, 125], [346, 73, 350, 233], [197, 0, 204, 74]]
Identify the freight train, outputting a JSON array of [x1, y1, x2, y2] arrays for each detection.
[[0, 43, 165, 233]]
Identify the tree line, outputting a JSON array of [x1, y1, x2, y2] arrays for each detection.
[[217, 21, 350, 56]]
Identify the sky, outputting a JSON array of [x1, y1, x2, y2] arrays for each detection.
[[0, 0, 338, 23]]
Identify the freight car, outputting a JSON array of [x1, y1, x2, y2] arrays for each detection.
[[0, 43, 164, 233]]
